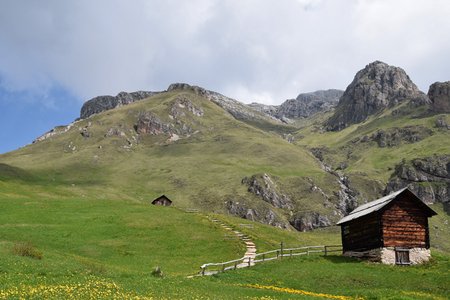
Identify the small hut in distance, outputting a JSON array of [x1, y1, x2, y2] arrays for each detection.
[[151, 195, 172, 207], [337, 188, 437, 265]]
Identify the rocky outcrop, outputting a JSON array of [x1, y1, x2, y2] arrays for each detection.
[[435, 117, 450, 130], [80, 91, 157, 119], [248, 89, 343, 121], [242, 173, 293, 209], [386, 155, 450, 204], [169, 96, 204, 118], [33, 121, 79, 143], [326, 61, 429, 131], [289, 212, 331, 232], [135, 112, 173, 135], [428, 81, 450, 113], [357, 126, 433, 147]]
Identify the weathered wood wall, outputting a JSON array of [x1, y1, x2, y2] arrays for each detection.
[[341, 213, 382, 252], [381, 194, 429, 248]]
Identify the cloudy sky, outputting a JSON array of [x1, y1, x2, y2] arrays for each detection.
[[1, 0, 449, 153]]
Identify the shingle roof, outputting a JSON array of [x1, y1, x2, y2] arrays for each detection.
[[337, 188, 410, 225]]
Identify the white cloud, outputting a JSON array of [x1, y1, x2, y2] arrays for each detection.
[[0, 0, 449, 105]]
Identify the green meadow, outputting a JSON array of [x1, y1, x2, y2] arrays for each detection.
[[0, 192, 449, 299]]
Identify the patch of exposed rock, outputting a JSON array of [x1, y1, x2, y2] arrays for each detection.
[[386, 155, 450, 204], [428, 81, 450, 113], [326, 61, 429, 131], [80, 91, 158, 119], [356, 126, 433, 147], [289, 212, 331, 232], [169, 96, 204, 119], [242, 173, 293, 210], [135, 112, 173, 135], [225, 200, 288, 229]]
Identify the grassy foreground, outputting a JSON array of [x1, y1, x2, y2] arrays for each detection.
[[1, 193, 449, 299]]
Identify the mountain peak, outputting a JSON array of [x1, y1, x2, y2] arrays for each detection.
[[325, 61, 428, 131]]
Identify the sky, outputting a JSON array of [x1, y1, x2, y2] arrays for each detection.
[[1, 0, 449, 154]]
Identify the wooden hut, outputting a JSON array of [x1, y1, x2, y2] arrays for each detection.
[[151, 195, 172, 206], [337, 188, 437, 265]]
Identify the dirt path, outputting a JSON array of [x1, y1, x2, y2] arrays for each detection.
[[204, 217, 257, 273]]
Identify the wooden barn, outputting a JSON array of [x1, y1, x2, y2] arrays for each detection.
[[337, 188, 437, 265], [151, 195, 172, 206]]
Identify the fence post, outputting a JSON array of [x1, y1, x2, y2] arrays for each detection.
[[324, 246, 328, 256], [262, 254, 265, 262], [280, 242, 284, 259], [290, 249, 293, 257], [307, 247, 310, 255], [222, 264, 225, 272], [248, 257, 251, 267], [276, 250, 280, 259], [201, 266, 205, 276], [234, 261, 238, 270]]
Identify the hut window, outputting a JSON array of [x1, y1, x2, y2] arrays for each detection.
[[395, 248, 410, 265]]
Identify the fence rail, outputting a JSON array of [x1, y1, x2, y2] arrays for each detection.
[[200, 244, 342, 275]]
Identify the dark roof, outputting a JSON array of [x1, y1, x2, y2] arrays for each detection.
[[337, 188, 437, 225], [151, 195, 172, 204]]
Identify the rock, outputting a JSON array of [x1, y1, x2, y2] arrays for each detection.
[[326, 61, 429, 131], [135, 112, 172, 135], [242, 173, 293, 209], [428, 81, 450, 113], [169, 96, 204, 118], [386, 155, 450, 204], [289, 212, 331, 232], [80, 91, 157, 119], [435, 117, 450, 129], [105, 127, 127, 137], [359, 126, 433, 147]]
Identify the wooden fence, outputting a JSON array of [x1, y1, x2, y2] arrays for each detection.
[[200, 244, 342, 275]]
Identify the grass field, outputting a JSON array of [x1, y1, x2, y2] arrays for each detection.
[[1, 192, 449, 299]]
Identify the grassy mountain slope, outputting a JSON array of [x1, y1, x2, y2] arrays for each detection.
[[0, 88, 342, 228]]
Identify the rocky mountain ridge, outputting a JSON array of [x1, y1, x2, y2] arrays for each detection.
[[249, 89, 343, 122]]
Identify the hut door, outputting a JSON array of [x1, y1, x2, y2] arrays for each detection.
[[395, 248, 410, 265]]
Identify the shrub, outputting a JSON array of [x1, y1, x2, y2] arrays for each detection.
[[12, 242, 43, 260], [150, 266, 163, 278]]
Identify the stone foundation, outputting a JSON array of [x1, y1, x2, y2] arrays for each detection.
[[344, 247, 431, 265]]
